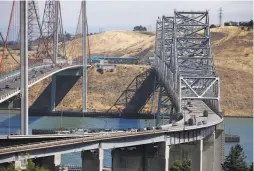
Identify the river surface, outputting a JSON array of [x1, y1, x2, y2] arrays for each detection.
[[0, 115, 253, 166]]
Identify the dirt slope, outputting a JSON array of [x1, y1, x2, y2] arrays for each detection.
[[29, 65, 150, 111], [66, 31, 155, 61], [211, 26, 253, 116], [28, 27, 252, 116]]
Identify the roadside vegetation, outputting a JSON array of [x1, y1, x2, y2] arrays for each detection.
[[0, 159, 49, 171]]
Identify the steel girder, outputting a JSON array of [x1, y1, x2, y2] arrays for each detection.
[[107, 70, 154, 113], [154, 11, 220, 114]]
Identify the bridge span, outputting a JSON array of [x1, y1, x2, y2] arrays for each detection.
[[0, 111, 223, 170], [0, 1, 225, 171]]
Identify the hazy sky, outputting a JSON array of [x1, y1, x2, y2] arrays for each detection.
[[0, 1, 253, 35]]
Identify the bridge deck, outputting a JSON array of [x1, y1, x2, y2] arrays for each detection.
[[0, 64, 84, 103]]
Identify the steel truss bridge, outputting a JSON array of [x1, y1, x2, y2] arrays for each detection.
[[0, 2, 224, 170], [154, 11, 220, 119]]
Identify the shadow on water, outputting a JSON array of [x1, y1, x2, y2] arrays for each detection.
[[0, 114, 42, 135]]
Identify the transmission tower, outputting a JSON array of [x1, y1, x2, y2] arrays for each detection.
[[28, 0, 40, 50], [37, 0, 66, 61], [219, 7, 223, 26]]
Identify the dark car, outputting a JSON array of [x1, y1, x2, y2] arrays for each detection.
[[137, 128, 144, 132], [155, 126, 162, 130], [146, 127, 153, 130], [10, 133, 18, 135], [5, 85, 10, 89]]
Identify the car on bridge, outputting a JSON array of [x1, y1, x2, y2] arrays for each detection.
[[146, 127, 154, 130]]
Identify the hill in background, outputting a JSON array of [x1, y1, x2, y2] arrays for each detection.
[[30, 26, 253, 117]]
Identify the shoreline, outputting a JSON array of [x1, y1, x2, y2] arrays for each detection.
[[224, 115, 253, 118], [0, 109, 252, 118]]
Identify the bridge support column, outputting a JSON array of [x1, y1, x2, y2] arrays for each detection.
[[144, 142, 170, 171], [82, 148, 103, 171], [112, 143, 169, 171], [20, 0, 28, 135], [202, 131, 215, 171], [82, 0, 87, 112], [169, 141, 203, 171], [214, 122, 225, 171], [112, 146, 144, 171], [189, 140, 203, 171], [50, 75, 56, 111], [33, 154, 61, 171]]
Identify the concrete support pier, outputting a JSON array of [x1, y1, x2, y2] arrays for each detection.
[[82, 148, 104, 171], [169, 141, 203, 171], [33, 154, 61, 171], [112, 142, 169, 171], [50, 75, 56, 112], [145, 142, 170, 171], [203, 132, 215, 171]]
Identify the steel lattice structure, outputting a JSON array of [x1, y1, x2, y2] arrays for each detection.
[[28, 0, 40, 49], [154, 11, 220, 115], [37, 0, 66, 60]]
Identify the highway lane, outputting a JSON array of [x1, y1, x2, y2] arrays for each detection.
[[0, 63, 84, 103], [0, 116, 222, 156]]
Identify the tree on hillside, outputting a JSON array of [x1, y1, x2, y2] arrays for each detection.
[[210, 24, 217, 28], [65, 32, 72, 41], [248, 20, 253, 28], [222, 144, 249, 171], [133, 25, 147, 31]]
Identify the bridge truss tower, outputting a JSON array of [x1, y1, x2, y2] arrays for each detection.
[[37, 0, 66, 62], [28, 0, 40, 49], [154, 11, 220, 121]]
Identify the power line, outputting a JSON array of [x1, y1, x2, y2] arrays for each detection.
[[219, 7, 223, 26]]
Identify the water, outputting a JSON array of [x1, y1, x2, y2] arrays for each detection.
[[224, 117, 253, 164], [0, 115, 253, 166]]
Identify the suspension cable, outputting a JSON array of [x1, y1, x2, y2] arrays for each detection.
[[0, 0, 16, 73], [0, 32, 19, 64]]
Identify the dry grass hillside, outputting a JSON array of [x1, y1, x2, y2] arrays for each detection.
[[211, 26, 253, 116], [29, 65, 150, 111], [66, 31, 155, 61], [28, 27, 253, 116]]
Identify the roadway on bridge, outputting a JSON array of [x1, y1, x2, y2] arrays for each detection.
[[0, 63, 84, 104]]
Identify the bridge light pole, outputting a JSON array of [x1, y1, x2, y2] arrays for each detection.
[[82, 0, 87, 112], [20, 0, 28, 135]]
